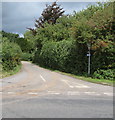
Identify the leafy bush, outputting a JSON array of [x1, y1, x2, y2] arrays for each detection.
[[38, 40, 73, 70], [93, 69, 115, 80], [2, 40, 22, 71], [36, 39, 88, 74], [21, 52, 33, 61]]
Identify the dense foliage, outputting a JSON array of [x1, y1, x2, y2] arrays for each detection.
[[93, 69, 115, 80], [2, 36, 22, 71], [1, 31, 33, 74], [28, 2, 114, 80], [1, 31, 33, 62], [2, 31, 32, 53]]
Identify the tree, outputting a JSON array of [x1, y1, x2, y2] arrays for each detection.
[[2, 30, 19, 42], [28, 1, 65, 35]]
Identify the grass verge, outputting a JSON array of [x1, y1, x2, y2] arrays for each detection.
[[0, 64, 22, 78], [54, 70, 114, 86]]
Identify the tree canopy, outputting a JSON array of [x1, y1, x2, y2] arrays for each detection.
[[28, 1, 65, 35]]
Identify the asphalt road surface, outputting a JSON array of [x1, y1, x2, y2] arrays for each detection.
[[0, 61, 114, 118]]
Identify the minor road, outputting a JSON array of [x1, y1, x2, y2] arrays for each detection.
[[0, 61, 114, 118]]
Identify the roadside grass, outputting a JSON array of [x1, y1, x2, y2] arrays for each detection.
[[33, 62, 114, 86], [0, 64, 22, 78], [54, 70, 114, 86]]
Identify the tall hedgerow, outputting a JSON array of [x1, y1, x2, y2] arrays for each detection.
[[26, 2, 114, 79], [2, 37, 22, 71]]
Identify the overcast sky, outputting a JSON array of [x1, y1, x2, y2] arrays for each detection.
[[2, 2, 96, 36]]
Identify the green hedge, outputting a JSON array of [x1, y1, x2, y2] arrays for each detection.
[[21, 52, 33, 61], [34, 40, 88, 74], [93, 69, 115, 80], [2, 41, 22, 71]]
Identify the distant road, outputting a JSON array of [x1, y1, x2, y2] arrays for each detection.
[[0, 61, 113, 118]]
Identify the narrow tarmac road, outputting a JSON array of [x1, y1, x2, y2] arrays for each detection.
[[0, 61, 114, 118]]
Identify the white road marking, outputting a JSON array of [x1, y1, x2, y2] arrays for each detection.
[[74, 85, 89, 88], [104, 93, 113, 96], [28, 92, 38, 95], [68, 91, 80, 95], [69, 81, 90, 88], [49, 93, 60, 95], [61, 79, 89, 88], [7, 92, 15, 94], [40, 75, 46, 82], [84, 92, 95, 94], [75, 84, 89, 88], [84, 92, 100, 96], [61, 79, 74, 88], [48, 91, 60, 95]]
